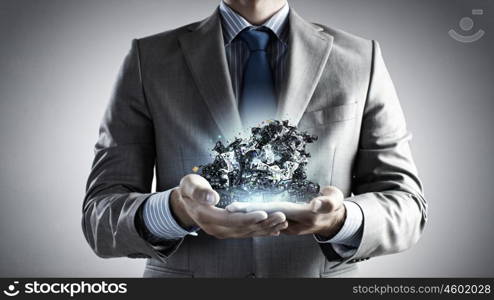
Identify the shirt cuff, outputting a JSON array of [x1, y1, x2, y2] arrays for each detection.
[[314, 200, 363, 248], [142, 189, 199, 240]]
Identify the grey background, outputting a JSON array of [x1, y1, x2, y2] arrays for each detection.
[[0, 0, 493, 277]]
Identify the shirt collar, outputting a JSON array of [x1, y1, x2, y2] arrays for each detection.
[[219, 1, 289, 45]]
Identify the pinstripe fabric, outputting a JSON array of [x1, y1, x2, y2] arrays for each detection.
[[219, 1, 289, 99], [315, 201, 363, 257], [140, 2, 363, 253], [142, 190, 198, 240]]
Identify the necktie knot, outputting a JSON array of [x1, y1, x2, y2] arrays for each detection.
[[239, 28, 271, 51]]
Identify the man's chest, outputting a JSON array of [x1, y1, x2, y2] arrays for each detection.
[[144, 52, 369, 195]]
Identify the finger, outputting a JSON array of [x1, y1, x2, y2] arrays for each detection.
[[247, 221, 288, 237], [192, 203, 269, 227], [226, 201, 309, 215], [179, 174, 219, 206], [225, 202, 252, 212], [226, 210, 269, 226], [281, 221, 309, 235], [257, 211, 286, 228], [310, 186, 344, 213], [309, 198, 333, 214], [226, 201, 298, 213], [273, 220, 289, 231], [263, 221, 288, 234], [241, 212, 285, 235], [309, 196, 342, 214], [320, 186, 344, 202], [228, 202, 316, 224], [214, 214, 289, 239]]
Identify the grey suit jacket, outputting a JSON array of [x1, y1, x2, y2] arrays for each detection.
[[82, 8, 427, 278]]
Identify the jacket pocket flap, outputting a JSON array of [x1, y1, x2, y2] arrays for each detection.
[[300, 102, 358, 128]]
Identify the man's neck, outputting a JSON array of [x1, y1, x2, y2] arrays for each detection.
[[223, 0, 287, 25]]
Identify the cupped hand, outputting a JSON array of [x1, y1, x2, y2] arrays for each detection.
[[225, 186, 346, 239], [170, 174, 288, 239]]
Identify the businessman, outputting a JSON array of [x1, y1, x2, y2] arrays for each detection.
[[82, 0, 427, 277]]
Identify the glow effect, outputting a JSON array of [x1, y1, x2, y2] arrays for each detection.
[[199, 120, 320, 208]]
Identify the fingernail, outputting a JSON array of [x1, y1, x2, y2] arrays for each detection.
[[312, 199, 322, 212], [270, 219, 282, 227], [258, 211, 269, 220], [226, 203, 240, 212], [206, 192, 215, 204]]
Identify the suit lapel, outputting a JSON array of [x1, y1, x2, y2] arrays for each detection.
[[277, 9, 334, 126], [178, 10, 243, 139]]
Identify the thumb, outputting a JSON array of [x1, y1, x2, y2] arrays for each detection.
[[179, 174, 219, 206], [310, 186, 344, 214], [310, 198, 333, 214]]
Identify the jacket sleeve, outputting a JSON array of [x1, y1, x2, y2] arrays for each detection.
[[82, 39, 182, 262], [321, 40, 427, 264]]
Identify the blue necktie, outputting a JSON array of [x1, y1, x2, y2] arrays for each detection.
[[238, 28, 277, 128]]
